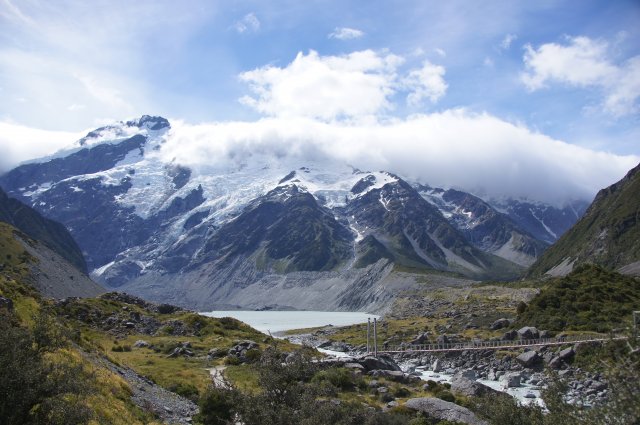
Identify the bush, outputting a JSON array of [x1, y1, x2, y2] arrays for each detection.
[[195, 386, 234, 425], [168, 383, 200, 402], [435, 390, 455, 403], [393, 386, 411, 398], [0, 310, 94, 424]]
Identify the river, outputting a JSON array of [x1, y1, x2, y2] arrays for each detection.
[[200, 310, 379, 334]]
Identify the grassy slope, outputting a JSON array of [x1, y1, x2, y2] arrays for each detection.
[[0, 221, 299, 423]]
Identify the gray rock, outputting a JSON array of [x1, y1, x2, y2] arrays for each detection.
[[517, 327, 539, 340], [432, 358, 443, 372], [405, 397, 488, 425], [490, 318, 511, 330], [133, 340, 150, 348], [357, 355, 401, 372], [436, 335, 450, 344], [516, 350, 541, 367], [501, 372, 521, 388], [411, 332, 430, 345], [548, 356, 563, 370], [502, 330, 518, 341], [558, 347, 575, 361], [369, 370, 419, 384], [344, 362, 365, 371], [451, 371, 499, 397], [207, 348, 226, 358]]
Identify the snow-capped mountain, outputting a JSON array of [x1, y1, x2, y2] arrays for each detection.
[[0, 116, 587, 310]]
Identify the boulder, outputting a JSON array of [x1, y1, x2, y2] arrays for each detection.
[[558, 347, 575, 362], [490, 318, 511, 330], [516, 350, 541, 367], [410, 332, 430, 345], [404, 397, 488, 425], [436, 335, 450, 344], [357, 355, 402, 372], [501, 372, 521, 388], [517, 327, 539, 340], [502, 330, 518, 341], [451, 371, 499, 397], [133, 340, 150, 348], [548, 356, 563, 370], [432, 358, 443, 373], [207, 348, 226, 358], [369, 370, 420, 384]]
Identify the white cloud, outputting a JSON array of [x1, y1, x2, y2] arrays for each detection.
[[434, 48, 446, 57], [234, 12, 260, 34], [521, 36, 640, 116], [500, 33, 517, 50], [0, 121, 83, 172], [238, 50, 404, 121], [158, 111, 638, 205], [402, 61, 448, 106], [239, 49, 448, 120], [328, 27, 364, 40]]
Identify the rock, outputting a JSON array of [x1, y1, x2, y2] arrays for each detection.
[[432, 358, 443, 373], [410, 332, 430, 345], [344, 362, 365, 371], [436, 335, 450, 344], [357, 355, 402, 372], [133, 340, 150, 348], [369, 370, 419, 384], [558, 347, 575, 362], [377, 386, 388, 394], [502, 330, 518, 341], [517, 327, 539, 340], [524, 393, 536, 399], [386, 401, 399, 408], [0, 296, 13, 310], [404, 397, 488, 425], [490, 318, 511, 330], [207, 348, 225, 358], [516, 351, 541, 367], [548, 356, 563, 370], [124, 321, 136, 328], [451, 371, 499, 397], [539, 330, 552, 339], [501, 372, 521, 388]]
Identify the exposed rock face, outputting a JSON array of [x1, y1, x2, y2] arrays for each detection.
[[404, 397, 488, 425]]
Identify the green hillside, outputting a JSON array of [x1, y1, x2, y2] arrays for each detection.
[[528, 162, 640, 277]]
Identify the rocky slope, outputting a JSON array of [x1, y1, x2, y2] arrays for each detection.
[[0, 222, 103, 299], [0, 116, 588, 310], [528, 162, 640, 276], [0, 186, 87, 273]]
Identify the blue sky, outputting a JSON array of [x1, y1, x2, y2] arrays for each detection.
[[0, 0, 639, 201]]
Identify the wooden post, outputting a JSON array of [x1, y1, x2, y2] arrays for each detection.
[[373, 318, 378, 357], [367, 318, 371, 354]]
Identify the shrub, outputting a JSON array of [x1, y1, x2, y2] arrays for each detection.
[[168, 383, 200, 402], [435, 390, 455, 403]]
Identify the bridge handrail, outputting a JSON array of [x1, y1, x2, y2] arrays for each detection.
[[379, 333, 626, 354]]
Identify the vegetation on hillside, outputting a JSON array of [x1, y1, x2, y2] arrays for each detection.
[[516, 264, 640, 332]]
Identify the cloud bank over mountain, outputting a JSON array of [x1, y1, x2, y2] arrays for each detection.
[[159, 111, 638, 205]]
